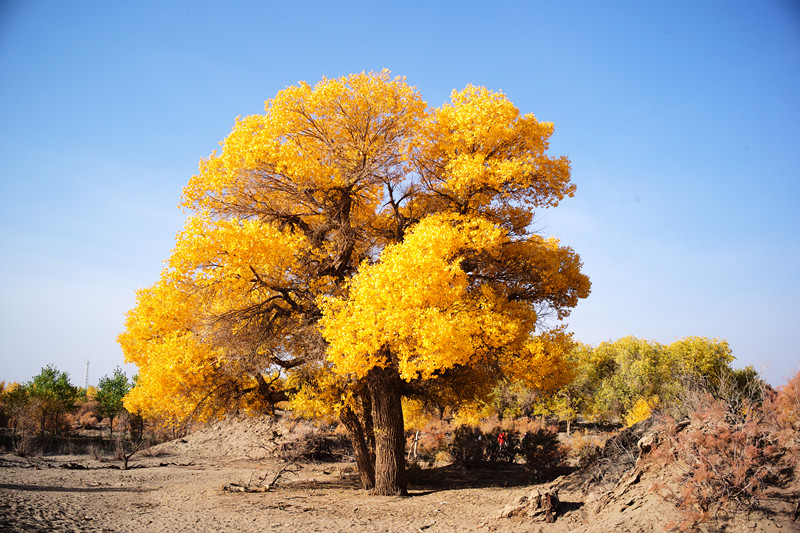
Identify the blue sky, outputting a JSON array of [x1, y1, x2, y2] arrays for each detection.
[[1, 0, 798, 387]]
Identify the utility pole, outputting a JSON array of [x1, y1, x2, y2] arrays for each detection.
[[83, 359, 90, 391]]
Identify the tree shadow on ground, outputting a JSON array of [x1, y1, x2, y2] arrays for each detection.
[[231, 461, 576, 495], [0, 482, 150, 493], [408, 462, 574, 491]]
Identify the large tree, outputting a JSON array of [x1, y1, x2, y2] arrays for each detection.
[[119, 71, 590, 495]]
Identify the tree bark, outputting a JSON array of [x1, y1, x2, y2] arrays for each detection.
[[339, 405, 375, 490], [367, 364, 407, 495], [361, 390, 376, 467]]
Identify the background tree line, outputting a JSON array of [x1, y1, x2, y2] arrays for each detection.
[[0, 366, 133, 449], [488, 335, 764, 431], [0, 337, 769, 444]]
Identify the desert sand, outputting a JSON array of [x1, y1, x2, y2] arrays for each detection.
[[1, 417, 796, 532]]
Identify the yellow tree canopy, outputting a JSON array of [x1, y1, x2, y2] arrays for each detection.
[[119, 70, 588, 429]]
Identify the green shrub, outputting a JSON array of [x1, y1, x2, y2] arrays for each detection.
[[521, 428, 566, 482], [449, 425, 485, 466], [500, 429, 521, 462]]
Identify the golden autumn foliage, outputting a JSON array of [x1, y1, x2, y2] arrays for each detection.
[[667, 336, 734, 382], [320, 213, 582, 388], [624, 396, 660, 427], [119, 71, 589, 494]]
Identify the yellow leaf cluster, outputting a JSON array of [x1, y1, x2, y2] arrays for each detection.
[[451, 402, 495, 427], [321, 213, 584, 391], [321, 214, 515, 380], [286, 363, 359, 421], [119, 280, 227, 421], [624, 396, 660, 427], [504, 327, 577, 392], [666, 336, 734, 380], [414, 85, 574, 220]]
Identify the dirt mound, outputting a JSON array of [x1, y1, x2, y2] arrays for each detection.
[[149, 416, 352, 465], [489, 419, 799, 532], [149, 416, 287, 463]]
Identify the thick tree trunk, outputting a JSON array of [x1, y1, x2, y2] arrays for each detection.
[[367, 365, 407, 496], [339, 405, 375, 490]]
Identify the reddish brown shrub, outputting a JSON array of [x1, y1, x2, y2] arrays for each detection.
[[651, 392, 782, 530], [774, 370, 800, 429], [410, 418, 451, 460], [69, 400, 100, 429], [765, 370, 800, 470]]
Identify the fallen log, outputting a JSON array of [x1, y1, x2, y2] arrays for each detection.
[[222, 483, 270, 493]]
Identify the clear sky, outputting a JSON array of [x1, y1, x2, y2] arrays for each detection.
[[1, 0, 798, 388]]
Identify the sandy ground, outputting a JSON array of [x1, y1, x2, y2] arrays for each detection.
[[0, 453, 541, 533], [1, 417, 797, 532]]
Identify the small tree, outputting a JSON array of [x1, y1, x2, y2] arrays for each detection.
[[115, 409, 146, 470], [0, 383, 36, 453], [27, 365, 79, 436], [96, 367, 131, 436], [1, 383, 26, 430]]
